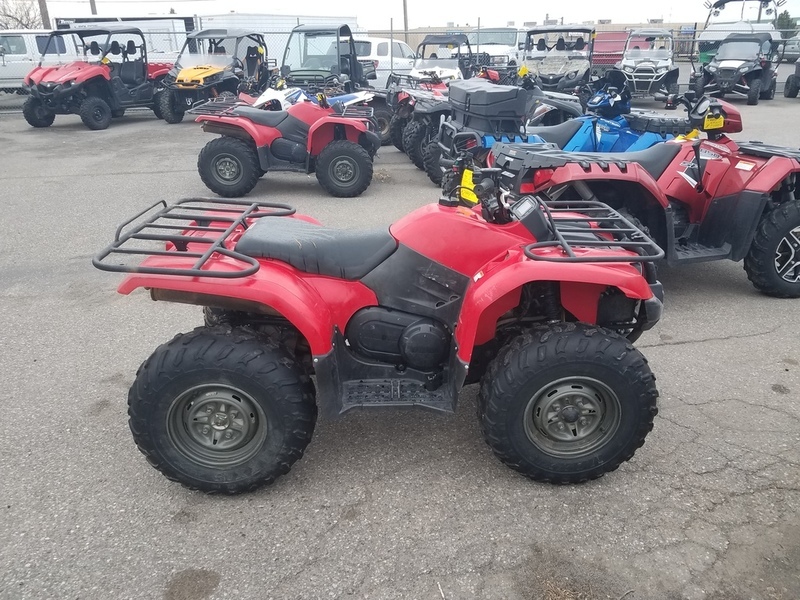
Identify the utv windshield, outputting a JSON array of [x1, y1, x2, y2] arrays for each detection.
[[467, 30, 517, 46], [715, 40, 761, 60], [176, 36, 246, 69], [624, 35, 673, 60], [524, 30, 592, 75], [284, 31, 343, 71], [52, 32, 145, 66]]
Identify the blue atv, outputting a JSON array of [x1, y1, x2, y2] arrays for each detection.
[[527, 74, 693, 152]]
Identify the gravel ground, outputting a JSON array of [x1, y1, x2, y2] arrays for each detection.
[[0, 96, 799, 600]]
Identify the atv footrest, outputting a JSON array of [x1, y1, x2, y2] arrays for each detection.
[[671, 242, 731, 264], [341, 379, 451, 412]]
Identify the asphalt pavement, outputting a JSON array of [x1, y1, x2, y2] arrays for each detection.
[[0, 96, 799, 600]]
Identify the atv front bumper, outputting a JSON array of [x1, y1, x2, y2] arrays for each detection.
[[537, 76, 578, 93], [701, 74, 751, 97], [26, 81, 83, 105], [621, 70, 671, 96]]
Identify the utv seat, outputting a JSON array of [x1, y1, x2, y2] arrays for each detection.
[[120, 59, 144, 86], [235, 217, 398, 280], [526, 119, 584, 149]]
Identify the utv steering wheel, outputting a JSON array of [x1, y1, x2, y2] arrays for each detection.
[[232, 57, 244, 71]]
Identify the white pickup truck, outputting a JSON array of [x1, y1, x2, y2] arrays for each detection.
[[0, 30, 80, 93]]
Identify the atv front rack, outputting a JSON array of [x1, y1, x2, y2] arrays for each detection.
[[93, 198, 295, 278], [523, 199, 665, 263]]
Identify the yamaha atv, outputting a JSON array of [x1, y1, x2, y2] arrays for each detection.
[[192, 91, 380, 198], [93, 166, 663, 493]]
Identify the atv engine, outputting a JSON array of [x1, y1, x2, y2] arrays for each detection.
[[345, 307, 450, 370]]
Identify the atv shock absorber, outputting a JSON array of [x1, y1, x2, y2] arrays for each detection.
[[572, 180, 599, 203], [543, 282, 561, 323]]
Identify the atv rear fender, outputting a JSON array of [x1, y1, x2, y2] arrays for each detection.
[[117, 262, 378, 356], [197, 115, 280, 149], [541, 162, 670, 209], [455, 248, 658, 361], [307, 117, 372, 156], [743, 158, 800, 195]]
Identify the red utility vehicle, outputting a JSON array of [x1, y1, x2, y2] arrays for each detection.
[[93, 172, 664, 493], [192, 94, 381, 198], [23, 27, 171, 130], [492, 92, 800, 297]]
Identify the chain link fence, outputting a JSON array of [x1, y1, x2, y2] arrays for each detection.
[[2, 23, 798, 106]]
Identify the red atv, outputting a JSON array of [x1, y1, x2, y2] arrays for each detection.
[[93, 172, 664, 493], [192, 93, 381, 198], [492, 92, 800, 298], [386, 73, 449, 152], [23, 27, 171, 130]]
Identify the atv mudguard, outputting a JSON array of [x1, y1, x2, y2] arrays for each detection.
[[117, 260, 378, 357], [196, 114, 281, 148], [307, 116, 373, 156], [454, 247, 657, 361], [535, 161, 670, 209]]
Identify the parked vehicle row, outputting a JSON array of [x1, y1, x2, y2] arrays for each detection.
[[9, 17, 800, 497]]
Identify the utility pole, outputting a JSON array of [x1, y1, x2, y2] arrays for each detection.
[[37, 0, 50, 27], [402, 0, 409, 43], [89, 0, 97, 15]]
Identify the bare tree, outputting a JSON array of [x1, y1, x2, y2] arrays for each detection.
[[0, 0, 42, 30]]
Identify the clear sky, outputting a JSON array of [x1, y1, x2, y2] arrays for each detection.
[[44, 0, 800, 30]]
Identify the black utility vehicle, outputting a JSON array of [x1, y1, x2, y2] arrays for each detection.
[[693, 32, 780, 105]]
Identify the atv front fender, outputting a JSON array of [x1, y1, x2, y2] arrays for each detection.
[[117, 261, 378, 356], [454, 248, 657, 362], [307, 116, 375, 156]]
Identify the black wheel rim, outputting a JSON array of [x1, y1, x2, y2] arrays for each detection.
[[775, 225, 800, 283], [523, 376, 622, 458], [329, 156, 359, 185], [166, 384, 268, 468], [376, 116, 390, 138], [93, 106, 105, 122], [212, 153, 243, 185]]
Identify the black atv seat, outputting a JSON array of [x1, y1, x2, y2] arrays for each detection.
[[235, 217, 399, 280], [231, 106, 289, 127], [526, 120, 584, 149], [567, 143, 683, 180]]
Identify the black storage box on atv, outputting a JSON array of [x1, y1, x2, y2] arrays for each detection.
[[449, 79, 535, 135], [626, 111, 695, 136]]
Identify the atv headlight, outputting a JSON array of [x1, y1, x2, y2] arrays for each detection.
[[708, 65, 717, 72], [566, 70, 578, 80], [203, 73, 222, 85], [624, 66, 634, 73], [739, 65, 750, 72], [656, 67, 668, 74]]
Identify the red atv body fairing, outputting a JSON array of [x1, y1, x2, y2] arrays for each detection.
[[24, 60, 172, 87], [108, 198, 661, 418]]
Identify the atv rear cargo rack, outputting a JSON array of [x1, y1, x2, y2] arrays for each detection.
[[524, 199, 665, 263], [93, 198, 295, 278], [187, 96, 239, 116]]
